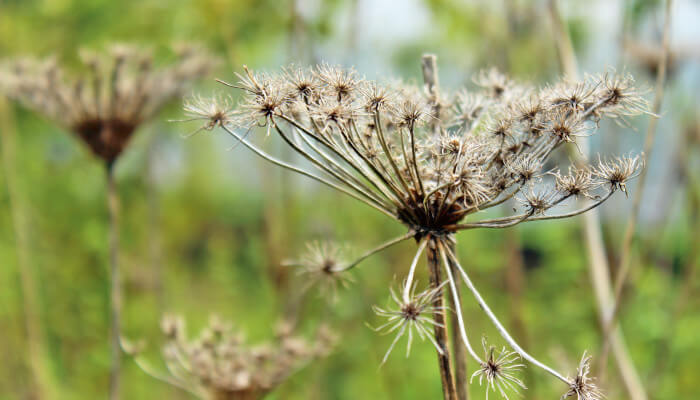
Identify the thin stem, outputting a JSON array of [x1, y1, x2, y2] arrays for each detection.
[[443, 244, 569, 383], [426, 236, 458, 400], [548, 4, 648, 396], [273, 121, 391, 210], [451, 210, 534, 231], [403, 237, 428, 303], [106, 163, 122, 400], [221, 125, 397, 220], [373, 111, 415, 201], [339, 230, 415, 271], [0, 99, 53, 398], [131, 355, 204, 398], [437, 239, 483, 364], [599, 0, 673, 372]]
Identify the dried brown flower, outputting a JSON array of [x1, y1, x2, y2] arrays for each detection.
[[136, 315, 335, 400], [0, 44, 215, 165], [561, 352, 605, 400], [471, 337, 527, 400]]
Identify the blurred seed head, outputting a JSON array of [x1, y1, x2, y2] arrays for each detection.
[[155, 314, 334, 400], [0, 43, 216, 165]]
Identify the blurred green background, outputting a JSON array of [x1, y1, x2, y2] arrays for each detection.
[[0, 0, 698, 399]]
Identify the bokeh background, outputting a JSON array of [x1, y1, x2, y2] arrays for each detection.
[[0, 0, 699, 399]]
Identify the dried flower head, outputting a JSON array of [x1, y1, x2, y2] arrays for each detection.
[[561, 352, 604, 400], [471, 338, 527, 400], [372, 282, 445, 363], [181, 93, 236, 135], [142, 314, 335, 400], [185, 61, 650, 395], [474, 67, 513, 98], [287, 241, 354, 296], [594, 71, 651, 118], [0, 44, 215, 165], [594, 154, 644, 194], [553, 165, 596, 199], [185, 64, 648, 235]]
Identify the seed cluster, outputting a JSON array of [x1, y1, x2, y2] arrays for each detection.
[[189, 65, 647, 235], [0, 44, 215, 164], [155, 315, 335, 400], [183, 63, 650, 400]]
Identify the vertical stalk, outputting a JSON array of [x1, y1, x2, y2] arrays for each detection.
[[146, 133, 164, 311], [421, 54, 441, 137], [0, 99, 53, 398], [599, 0, 673, 370], [503, 229, 534, 390], [548, 1, 647, 398], [106, 163, 122, 400], [445, 239, 468, 400], [426, 235, 458, 400]]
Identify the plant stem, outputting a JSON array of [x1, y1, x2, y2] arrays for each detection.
[[0, 98, 53, 398], [421, 54, 441, 136], [548, 1, 647, 398], [426, 236, 458, 400], [106, 163, 122, 400], [599, 0, 673, 371], [445, 239, 469, 400], [443, 244, 569, 384]]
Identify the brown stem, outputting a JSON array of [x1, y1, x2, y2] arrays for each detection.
[[106, 163, 122, 400], [426, 236, 458, 400], [445, 239, 469, 400], [421, 54, 441, 136]]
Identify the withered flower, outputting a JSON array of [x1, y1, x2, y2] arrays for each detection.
[[134, 315, 335, 400], [372, 282, 445, 363], [0, 44, 215, 166], [561, 352, 604, 400], [185, 60, 648, 398], [471, 338, 527, 400]]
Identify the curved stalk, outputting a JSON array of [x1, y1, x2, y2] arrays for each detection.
[[339, 230, 415, 271], [437, 240, 483, 363], [442, 244, 569, 384], [403, 237, 428, 303], [221, 125, 396, 220]]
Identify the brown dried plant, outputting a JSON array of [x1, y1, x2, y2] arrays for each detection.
[[182, 61, 649, 399], [126, 315, 335, 400], [0, 44, 215, 399]]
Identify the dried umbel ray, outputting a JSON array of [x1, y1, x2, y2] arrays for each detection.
[[184, 63, 648, 399], [127, 315, 335, 400], [0, 44, 216, 166]]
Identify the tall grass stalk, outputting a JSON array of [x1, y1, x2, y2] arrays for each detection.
[[0, 98, 54, 398], [547, 1, 647, 398], [599, 0, 673, 371]]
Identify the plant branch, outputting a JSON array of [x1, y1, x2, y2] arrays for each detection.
[[442, 244, 568, 383], [599, 0, 673, 372], [549, 2, 648, 398]]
